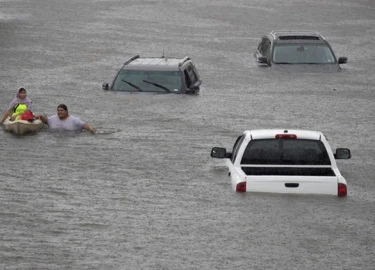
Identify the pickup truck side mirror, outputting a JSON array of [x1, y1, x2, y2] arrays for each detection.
[[338, 57, 348, 64], [334, 148, 351, 159], [211, 147, 228, 158], [102, 82, 109, 91]]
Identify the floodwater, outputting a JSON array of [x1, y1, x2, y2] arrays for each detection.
[[0, 0, 374, 269]]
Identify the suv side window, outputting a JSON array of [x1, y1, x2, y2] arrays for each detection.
[[184, 65, 198, 87], [184, 70, 192, 87], [262, 38, 271, 58], [191, 64, 200, 81], [231, 135, 246, 164], [258, 38, 271, 57]]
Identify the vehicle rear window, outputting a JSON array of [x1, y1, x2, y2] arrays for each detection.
[[113, 70, 182, 93], [241, 139, 331, 165]]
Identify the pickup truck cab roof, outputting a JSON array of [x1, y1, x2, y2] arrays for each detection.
[[244, 129, 322, 140]]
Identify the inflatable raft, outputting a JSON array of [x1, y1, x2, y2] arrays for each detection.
[[3, 118, 44, 135]]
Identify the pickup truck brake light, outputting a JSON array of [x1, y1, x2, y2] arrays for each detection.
[[236, 182, 246, 192], [275, 134, 297, 139], [338, 183, 347, 197]]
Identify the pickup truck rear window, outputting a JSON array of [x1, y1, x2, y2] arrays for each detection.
[[241, 139, 331, 165]]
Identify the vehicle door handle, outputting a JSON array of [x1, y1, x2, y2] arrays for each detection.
[[285, 183, 299, 188]]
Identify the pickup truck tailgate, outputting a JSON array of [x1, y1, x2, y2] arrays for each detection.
[[240, 166, 338, 195], [244, 175, 338, 195]]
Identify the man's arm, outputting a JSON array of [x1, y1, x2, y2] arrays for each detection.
[[83, 123, 97, 134]]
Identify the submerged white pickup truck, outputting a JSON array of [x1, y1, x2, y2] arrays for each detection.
[[211, 129, 351, 196]]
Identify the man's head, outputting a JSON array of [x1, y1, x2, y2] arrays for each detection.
[[57, 104, 69, 120]]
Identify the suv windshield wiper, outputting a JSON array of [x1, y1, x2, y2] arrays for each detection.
[[143, 80, 171, 93], [122, 79, 143, 92]]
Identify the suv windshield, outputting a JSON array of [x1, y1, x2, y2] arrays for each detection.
[[113, 70, 182, 93], [273, 43, 336, 64], [241, 139, 331, 165]]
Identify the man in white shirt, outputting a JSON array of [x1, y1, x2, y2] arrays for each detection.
[[37, 104, 96, 133]]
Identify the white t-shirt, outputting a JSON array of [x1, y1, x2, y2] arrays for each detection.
[[47, 115, 85, 131]]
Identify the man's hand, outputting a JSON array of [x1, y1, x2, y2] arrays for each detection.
[[36, 115, 48, 124], [83, 123, 97, 134], [89, 127, 97, 134]]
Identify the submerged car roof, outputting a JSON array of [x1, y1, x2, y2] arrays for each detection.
[[244, 129, 323, 140], [270, 30, 327, 44], [121, 55, 191, 71]]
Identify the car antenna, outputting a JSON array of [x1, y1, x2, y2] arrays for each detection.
[[162, 47, 167, 60]]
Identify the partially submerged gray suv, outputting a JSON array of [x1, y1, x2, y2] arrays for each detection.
[[103, 55, 202, 94], [254, 30, 348, 72]]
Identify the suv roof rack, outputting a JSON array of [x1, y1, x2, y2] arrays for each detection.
[[279, 36, 320, 40], [179, 56, 190, 67], [124, 55, 140, 65], [270, 30, 324, 40]]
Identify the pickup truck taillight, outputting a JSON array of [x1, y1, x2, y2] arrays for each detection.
[[338, 183, 347, 197], [236, 182, 246, 192]]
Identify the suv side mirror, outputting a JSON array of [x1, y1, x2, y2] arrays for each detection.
[[187, 85, 200, 94], [338, 57, 348, 64], [334, 148, 351, 159], [102, 82, 109, 91], [257, 56, 268, 64], [188, 81, 201, 93]]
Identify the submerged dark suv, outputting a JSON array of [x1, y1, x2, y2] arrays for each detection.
[[254, 30, 348, 72], [102, 55, 202, 94]]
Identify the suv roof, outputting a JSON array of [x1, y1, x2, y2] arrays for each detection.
[[122, 55, 192, 71], [269, 30, 326, 43]]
